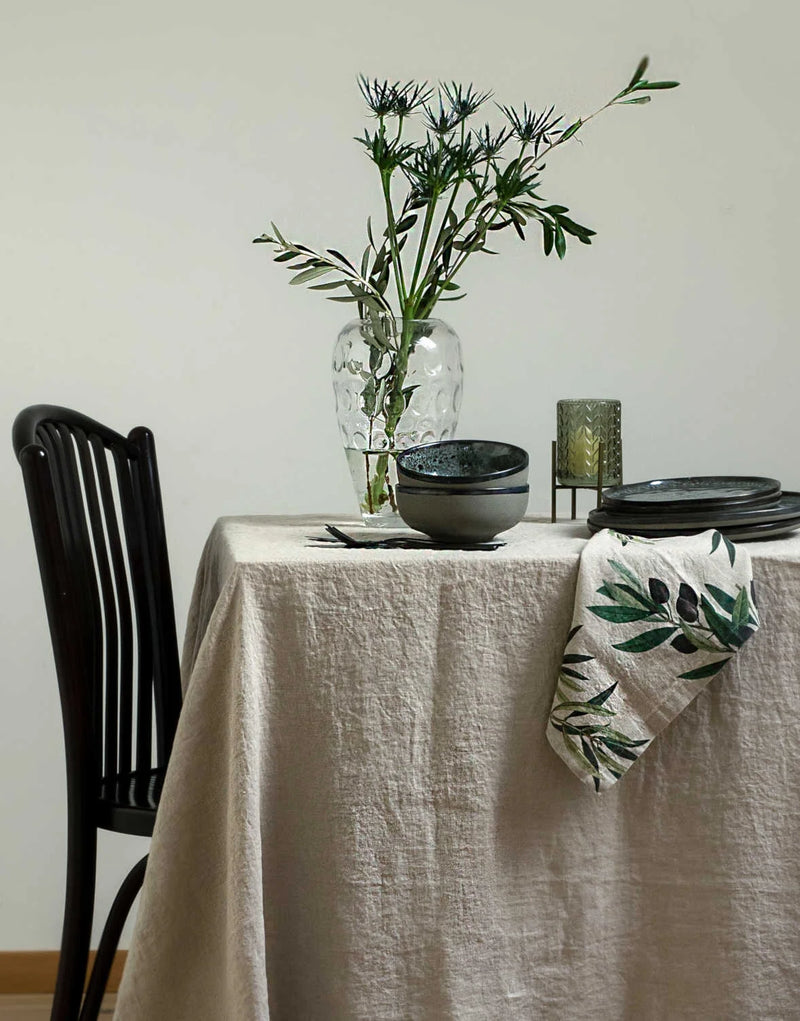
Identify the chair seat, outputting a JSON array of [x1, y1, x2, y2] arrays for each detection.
[[98, 768, 165, 837]]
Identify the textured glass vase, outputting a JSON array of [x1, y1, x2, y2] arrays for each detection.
[[556, 399, 622, 487], [333, 318, 463, 526]]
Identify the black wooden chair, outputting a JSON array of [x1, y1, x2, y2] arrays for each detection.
[[12, 406, 183, 1021]]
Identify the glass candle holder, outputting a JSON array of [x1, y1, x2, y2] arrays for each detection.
[[556, 399, 622, 487]]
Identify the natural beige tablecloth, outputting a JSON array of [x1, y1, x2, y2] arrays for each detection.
[[114, 516, 800, 1021]]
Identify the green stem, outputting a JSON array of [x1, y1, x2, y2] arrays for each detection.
[[419, 139, 533, 315], [407, 134, 445, 302], [359, 318, 417, 516], [420, 174, 463, 280], [382, 172, 407, 309]]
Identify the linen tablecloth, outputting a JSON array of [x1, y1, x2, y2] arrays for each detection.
[[115, 516, 800, 1021]]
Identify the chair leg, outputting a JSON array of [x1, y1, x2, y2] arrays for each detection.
[[79, 855, 148, 1021], [51, 817, 97, 1021]]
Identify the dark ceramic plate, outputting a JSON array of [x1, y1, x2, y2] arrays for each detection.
[[601, 476, 781, 513], [588, 491, 800, 531], [586, 514, 800, 542]]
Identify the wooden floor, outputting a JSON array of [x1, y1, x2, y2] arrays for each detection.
[[0, 994, 116, 1019]]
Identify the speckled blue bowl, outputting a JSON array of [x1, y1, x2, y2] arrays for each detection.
[[396, 440, 529, 491]]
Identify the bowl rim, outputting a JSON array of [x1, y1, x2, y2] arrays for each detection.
[[396, 439, 529, 483], [397, 484, 529, 496]]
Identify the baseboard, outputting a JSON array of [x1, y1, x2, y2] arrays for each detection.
[[0, 950, 127, 994]]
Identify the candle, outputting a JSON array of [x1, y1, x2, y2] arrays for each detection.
[[567, 425, 598, 480]]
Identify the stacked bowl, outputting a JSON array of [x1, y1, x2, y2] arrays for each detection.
[[395, 440, 529, 542]]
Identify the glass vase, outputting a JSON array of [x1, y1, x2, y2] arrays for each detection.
[[333, 317, 463, 527]]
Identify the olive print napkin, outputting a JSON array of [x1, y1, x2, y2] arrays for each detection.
[[547, 529, 760, 791]]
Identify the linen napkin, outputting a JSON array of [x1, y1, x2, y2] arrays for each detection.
[[547, 528, 760, 791]]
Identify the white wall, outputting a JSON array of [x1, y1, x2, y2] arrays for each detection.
[[1, 0, 797, 949]]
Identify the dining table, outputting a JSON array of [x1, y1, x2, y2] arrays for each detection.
[[114, 515, 800, 1020]]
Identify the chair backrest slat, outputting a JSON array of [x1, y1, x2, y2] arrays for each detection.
[[13, 405, 181, 795], [74, 427, 121, 780], [90, 433, 134, 779], [113, 447, 154, 776]]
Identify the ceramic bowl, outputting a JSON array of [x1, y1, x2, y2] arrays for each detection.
[[396, 484, 529, 542], [396, 439, 529, 491]]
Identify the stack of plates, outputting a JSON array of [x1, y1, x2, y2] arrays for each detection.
[[587, 476, 800, 540]]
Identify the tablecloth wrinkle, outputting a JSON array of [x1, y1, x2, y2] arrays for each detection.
[[115, 517, 800, 1021]]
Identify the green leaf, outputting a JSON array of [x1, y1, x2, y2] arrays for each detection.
[[700, 596, 739, 649], [560, 729, 602, 779], [308, 279, 347, 290], [554, 701, 616, 717], [558, 216, 596, 239], [402, 384, 419, 409], [601, 581, 658, 612], [599, 739, 640, 762], [618, 96, 651, 105], [588, 681, 618, 706], [562, 653, 593, 664], [566, 624, 583, 644], [560, 119, 582, 142], [678, 658, 730, 681], [588, 605, 653, 623], [554, 223, 566, 260], [560, 666, 589, 680], [628, 55, 649, 88], [591, 745, 624, 778], [273, 251, 296, 262], [731, 586, 749, 628], [440, 292, 468, 302], [705, 582, 735, 614], [327, 248, 357, 270], [636, 80, 680, 90], [602, 729, 650, 747], [290, 265, 333, 285], [711, 531, 722, 555], [542, 220, 554, 256], [561, 722, 616, 738], [608, 559, 648, 595], [612, 626, 678, 653], [678, 621, 722, 653], [394, 214, 419, 234], [580, 736, 601, 791], [723, 535, 737, 566], [558, 672, 584, 693]]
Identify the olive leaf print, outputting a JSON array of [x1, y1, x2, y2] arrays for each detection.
[[608, 530, 656, 547], [587, 556, 759, 681], [548, 528, 761, 791], [711, 529, 737, 566], [549, 625, 650, 791]]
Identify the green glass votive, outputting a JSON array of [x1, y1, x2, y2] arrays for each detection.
[[556, 399, 622, 487]]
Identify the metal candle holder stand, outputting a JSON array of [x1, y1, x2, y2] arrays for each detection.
[[551, 439, 612, 522]]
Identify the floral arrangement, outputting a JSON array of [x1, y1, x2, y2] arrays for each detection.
[[254, 57, 677, 319], [254, 58, 678, 519]]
